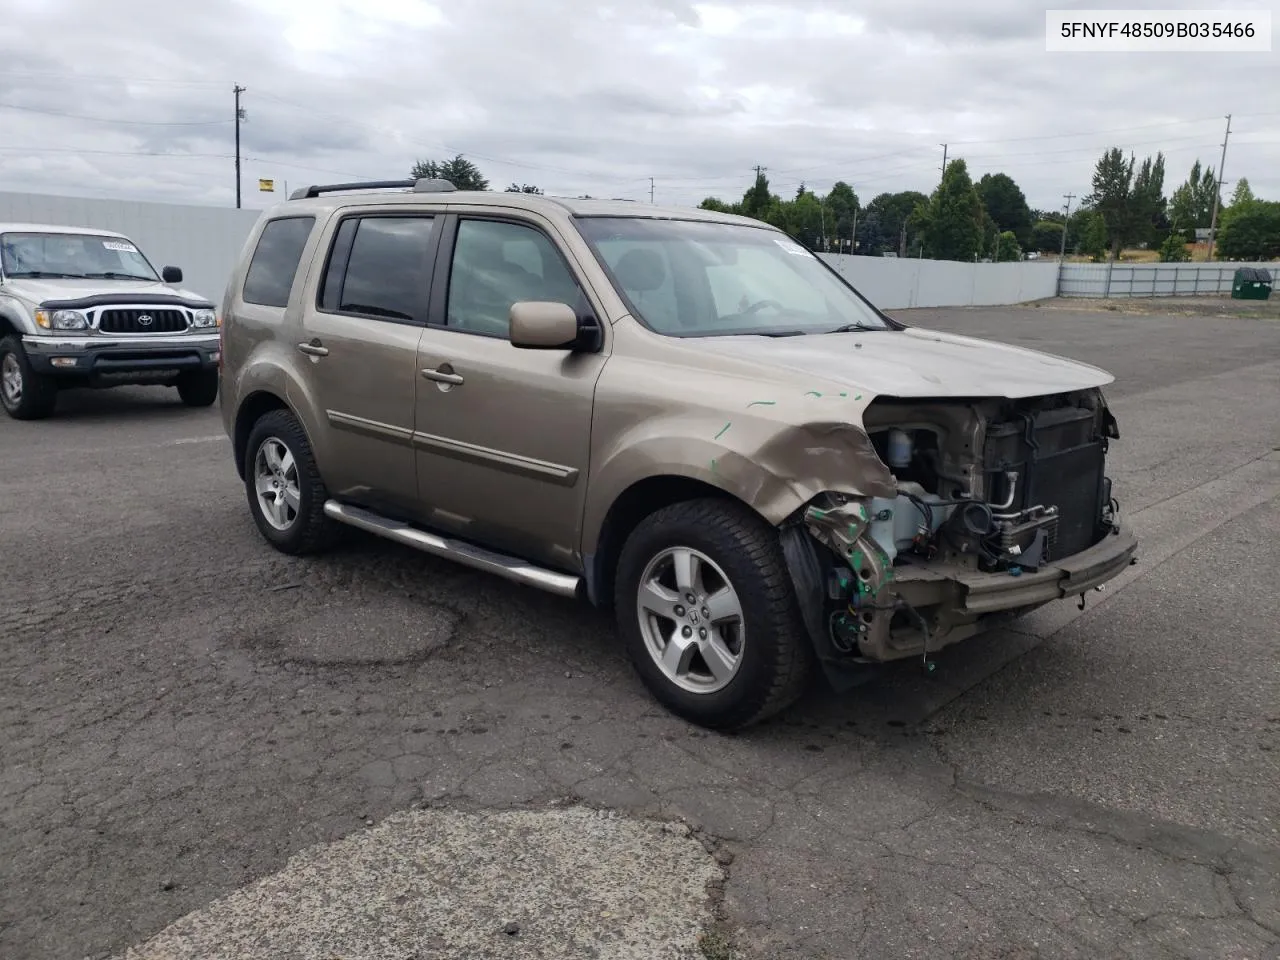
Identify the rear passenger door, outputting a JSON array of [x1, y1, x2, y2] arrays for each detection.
[[295, 211, 440, 513]]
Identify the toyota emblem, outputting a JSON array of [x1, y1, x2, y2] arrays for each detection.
[[137, 314, 154, 326]]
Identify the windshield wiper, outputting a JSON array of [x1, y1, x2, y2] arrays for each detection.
[[5, 270, 84, 279], [825, 322, 885, 333], [86, 271, 157, 281]]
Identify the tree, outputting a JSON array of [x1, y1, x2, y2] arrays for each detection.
[[1086, 147, 1167, 258], [505, 183, 543, 194], [1228, 178, 1256, 210], [994, 230, 1022, 262], [977, 172, 1033, 245], [1080, 212, 1108, 261], [699, 197, 740, 214], [825, 181, 859, 251], [855, 212, 885, 255], [865, 191, 928, 256], [1157, 233, 1190, 262], [410, 155, 489, 191], [1216, 201, 1280, 261], [915, 158, 984, 261], [1130, 151, 1167, 248], [1030, 220, 1065, 254], [741, 170, 774, 219], [1168, 160, 1216, 231]]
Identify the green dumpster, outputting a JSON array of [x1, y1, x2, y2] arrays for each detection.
[[1231, 267, 1273, 300]]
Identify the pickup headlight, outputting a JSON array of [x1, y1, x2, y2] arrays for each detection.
[[34, 309, 88, 331], [190, 309, 218, 329]]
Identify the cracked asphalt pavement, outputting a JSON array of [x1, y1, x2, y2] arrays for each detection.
[[2, 302, 1278, 959]]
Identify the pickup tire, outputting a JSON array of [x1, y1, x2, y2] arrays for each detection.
[[176, 369, 219, 407], [0, 335, 58, 420], [243, 408, 338, 555], [614, 498, 814, 730]]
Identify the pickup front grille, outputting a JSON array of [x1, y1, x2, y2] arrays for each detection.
[[98, 308, 188, 334]]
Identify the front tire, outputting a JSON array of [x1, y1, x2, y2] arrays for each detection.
[[243, 409, 338, 555], [176, 369, 219, 407], [0, 335, 58, 420], [614, 498, 814, 730]]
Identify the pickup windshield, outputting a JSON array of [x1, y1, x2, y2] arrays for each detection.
[[575, 216, 891, 337], [0, 232, 160, 282]]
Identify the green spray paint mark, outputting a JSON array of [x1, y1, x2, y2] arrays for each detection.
[[710, 459, 717, 473], [714, 422, 731, 440], [855, 394, 863, 401], [746, 400, 776, 408], [839, 392, 848, 398], [804, 391, 823, 398]]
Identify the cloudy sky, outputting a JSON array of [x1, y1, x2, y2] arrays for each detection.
[[0, 0, 1275, 214]]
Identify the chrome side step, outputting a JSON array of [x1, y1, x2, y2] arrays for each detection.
[[323, 500, 582, 599]]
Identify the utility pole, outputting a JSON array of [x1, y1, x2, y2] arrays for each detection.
[[1060, 192, 1076, 259], [1205, 114, 1232, 262], [753, 165, 767, 182], [233, 84, 246, 209], [940, 143, 948, 178]]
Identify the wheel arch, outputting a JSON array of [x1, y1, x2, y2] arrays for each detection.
[[585, 473, 757, 608], [233, 390, 292, 480]]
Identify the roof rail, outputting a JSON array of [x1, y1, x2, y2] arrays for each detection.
[[289, 178, 458, 200]]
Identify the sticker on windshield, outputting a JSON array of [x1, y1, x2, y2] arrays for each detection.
[[102, 241, 138, 253], [773, 238, 813, 257]]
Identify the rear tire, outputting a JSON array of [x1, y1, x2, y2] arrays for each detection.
[[243, 409, 338, 555], [614, 497, 814, 730], [176, 369, 219, 407], [0, 335, 58, 420]]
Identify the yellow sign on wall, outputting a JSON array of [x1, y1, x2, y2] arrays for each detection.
[[258, 179, 274, 192]]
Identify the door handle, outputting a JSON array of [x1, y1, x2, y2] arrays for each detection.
[[298, 340, 329, 357], [421, 367, 464, 385]]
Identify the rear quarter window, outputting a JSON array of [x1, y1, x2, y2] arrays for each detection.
[[242, 216, 316, 307]]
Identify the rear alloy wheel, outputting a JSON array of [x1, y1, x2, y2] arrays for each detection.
[[0, 335, 57, 420], [243, 409, 338, 555], [176, 369, 219, 407], [614, 498, 814, 730]]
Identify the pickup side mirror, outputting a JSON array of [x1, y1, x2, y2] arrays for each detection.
[[161, 266, 183, 284], [509, 301, 581, 350]]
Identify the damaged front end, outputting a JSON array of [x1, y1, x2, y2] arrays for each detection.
[[780, 388, 1138, 687]]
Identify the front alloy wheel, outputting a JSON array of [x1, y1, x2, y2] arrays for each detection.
[[637, 546, 745, 695], [614, 498, 814, 730]]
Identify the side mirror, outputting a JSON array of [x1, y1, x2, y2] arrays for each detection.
[[509, 301, 580, 350], [162, 266, 183, 284]]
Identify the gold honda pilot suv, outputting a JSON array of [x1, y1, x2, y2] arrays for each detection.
[[219, 178, 1138, 730]]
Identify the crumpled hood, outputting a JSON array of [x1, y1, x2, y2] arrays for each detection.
[[689, 327, 1114, 399], [2, 277, 211, 306]]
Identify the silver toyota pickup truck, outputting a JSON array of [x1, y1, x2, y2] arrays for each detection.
[[0, 222, 221, 419]]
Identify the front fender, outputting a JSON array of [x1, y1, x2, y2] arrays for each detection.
[[580, 410, 897, 556], [228, 347, 332, 480], [0, 296, 36, 336]]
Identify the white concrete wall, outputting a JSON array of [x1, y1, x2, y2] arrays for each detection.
[[0, 191, 261, 304], [818, 254, 1061, 310]]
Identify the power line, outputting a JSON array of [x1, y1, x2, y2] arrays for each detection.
[[0, 100, 230, 126]]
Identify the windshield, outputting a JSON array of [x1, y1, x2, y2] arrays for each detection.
[[575, 216, 892, 337], [0, 232, 160, 281]]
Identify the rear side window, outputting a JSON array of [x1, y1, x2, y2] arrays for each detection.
[[318, 215, 435, 323], [242, 216, 315, 307]]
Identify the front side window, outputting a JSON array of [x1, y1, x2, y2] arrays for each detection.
[[243, 216, 315, 308], [0, 232, 159, 282], [319, 216, 435, 322], [575, 217, 891, 337], [446, 219, 582, 337]]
